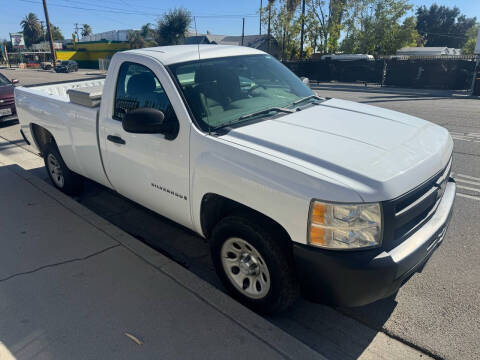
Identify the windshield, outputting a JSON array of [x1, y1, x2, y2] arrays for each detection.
[[0, 74, 9, 86], [168, 54, 313, 131]]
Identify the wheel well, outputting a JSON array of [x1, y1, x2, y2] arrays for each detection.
[[30, 123, 55, 155], [200, 193, 292, 245]]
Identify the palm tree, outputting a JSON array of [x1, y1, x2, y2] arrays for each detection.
[[51, 25, 64, 41], [156, 8, 192, 45], [127, 31, 146, 49], [81, 24, 92, 38], [20, 13, 42, 47], [140, 23, 155, 40]]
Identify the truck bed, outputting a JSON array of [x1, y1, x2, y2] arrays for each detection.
[[28, 78, 105, 102], [15, 78, 111, 189]]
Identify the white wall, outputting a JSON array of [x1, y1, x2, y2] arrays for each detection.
[[81, 30, 133, 42]]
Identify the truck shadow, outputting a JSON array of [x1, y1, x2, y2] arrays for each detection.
[[15, 158, 398, 359], [66, 176, 398, 359]]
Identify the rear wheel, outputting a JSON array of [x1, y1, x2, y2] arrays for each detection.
[[44, 143, 83, 195], [210, 215, 299, 314]]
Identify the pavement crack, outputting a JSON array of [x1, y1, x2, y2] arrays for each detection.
[[0, 244, 120, 283]]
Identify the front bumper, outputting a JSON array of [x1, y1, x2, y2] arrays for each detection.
[[0, 103, 16, 122], [293, 180, 456, 307]]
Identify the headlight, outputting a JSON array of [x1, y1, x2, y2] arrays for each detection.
[[308, 200, 382, 250]]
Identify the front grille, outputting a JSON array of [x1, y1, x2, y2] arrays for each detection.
[[0, 98, 15, 106], [382, 158, 452, 250]]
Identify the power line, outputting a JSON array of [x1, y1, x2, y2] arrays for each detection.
[[17, 0, 258, 18], [18, 0, 158, 16]]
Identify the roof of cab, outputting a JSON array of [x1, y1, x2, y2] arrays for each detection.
[[122, 45, 265, 65]]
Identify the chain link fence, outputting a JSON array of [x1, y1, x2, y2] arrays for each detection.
[[98, 58, 111, 72]]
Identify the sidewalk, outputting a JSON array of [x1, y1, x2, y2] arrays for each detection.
[[310, 81, 476, 98], [0, 161, 323, 359]]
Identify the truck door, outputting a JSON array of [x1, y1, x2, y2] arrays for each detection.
[[100, 58, 191, 228]]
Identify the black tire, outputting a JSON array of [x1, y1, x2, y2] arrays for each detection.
[[43, 142, 83, 195], [210, 215, 299, 314]]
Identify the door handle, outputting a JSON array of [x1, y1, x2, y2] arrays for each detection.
[[107, 135, 126, 145]]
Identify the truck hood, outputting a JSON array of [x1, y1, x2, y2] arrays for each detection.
[[221, 98, 453, 202]]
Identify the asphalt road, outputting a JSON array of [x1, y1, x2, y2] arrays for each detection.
[[1, 72, 479, 359], [310, 83, 480, 359], [0, 67, 105, 86]]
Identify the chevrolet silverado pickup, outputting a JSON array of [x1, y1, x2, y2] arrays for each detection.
[[15, 45, 455, 314]]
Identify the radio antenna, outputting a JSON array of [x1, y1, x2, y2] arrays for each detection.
[[194, 16, 200, 61]]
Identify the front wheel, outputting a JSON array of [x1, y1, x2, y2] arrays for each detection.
[[44, 143, 83, 195], [210, 216, 299, 314]]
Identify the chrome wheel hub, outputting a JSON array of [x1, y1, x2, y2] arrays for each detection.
[[47, 153, 64, 188], [221, 237, 271, 299]]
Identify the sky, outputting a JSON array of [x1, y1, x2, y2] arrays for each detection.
[[2, 0, 480, 41]]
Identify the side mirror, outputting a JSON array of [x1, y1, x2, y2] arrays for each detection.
[[122, 108, 165, 134], [301, 77, 310, 88], [11, 79, 19, 84]]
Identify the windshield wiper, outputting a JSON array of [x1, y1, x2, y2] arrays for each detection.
[[213, 107, 295, 131], [238, 107, 295, 120], [292, 95, 324, 106]]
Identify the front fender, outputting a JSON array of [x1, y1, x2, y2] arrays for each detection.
[[190, 133, 362, 245]]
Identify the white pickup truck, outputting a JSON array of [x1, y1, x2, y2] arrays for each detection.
[[15, 45, 455, 314]]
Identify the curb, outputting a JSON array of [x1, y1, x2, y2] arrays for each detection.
[[5, 163, 325, 360]]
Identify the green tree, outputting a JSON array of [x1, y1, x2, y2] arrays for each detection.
[[462, 24, 479, 55], [340, 0, 418, 55], [156, 8, 192, 45], [416, 5, 477, 48], [81, 24, 92, 37], [128, 31, 146, 49], [51, 25, 64, 41], [20, 12, 43, 47], [140, 23, 155, 40], [127, 29, 157, 49], [307, 0, 351, 54], [261, 0, 304, 59]]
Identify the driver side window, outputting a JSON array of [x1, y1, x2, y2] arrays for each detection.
[[113, 62, 177, 124]]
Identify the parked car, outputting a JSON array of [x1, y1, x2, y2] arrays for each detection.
[[15, 45, 455, 314], [41, 61, 55, 70], [54, 60, 78, 73], [0, 73, 18, 122]]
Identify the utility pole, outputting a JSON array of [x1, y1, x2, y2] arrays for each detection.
[[267, 2, 272, 53], [300, 0, 305, 59], [42, 0, 56, 63], [241, 18, 245, 46], [259, 0, 262, 35], [3, 45, 9, 68], [74, 23, 80, 41]]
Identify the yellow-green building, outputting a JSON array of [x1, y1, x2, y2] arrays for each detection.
[[57, 40, 129, 68]]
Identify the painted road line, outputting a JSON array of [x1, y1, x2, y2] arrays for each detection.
[[457, 185, 480, 193], [450, 131, 480, 143], [456, 173, 480, 182], [457, 193, 480, 201], [455, 178, 480, 187], [453, 174, 480, 201]]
